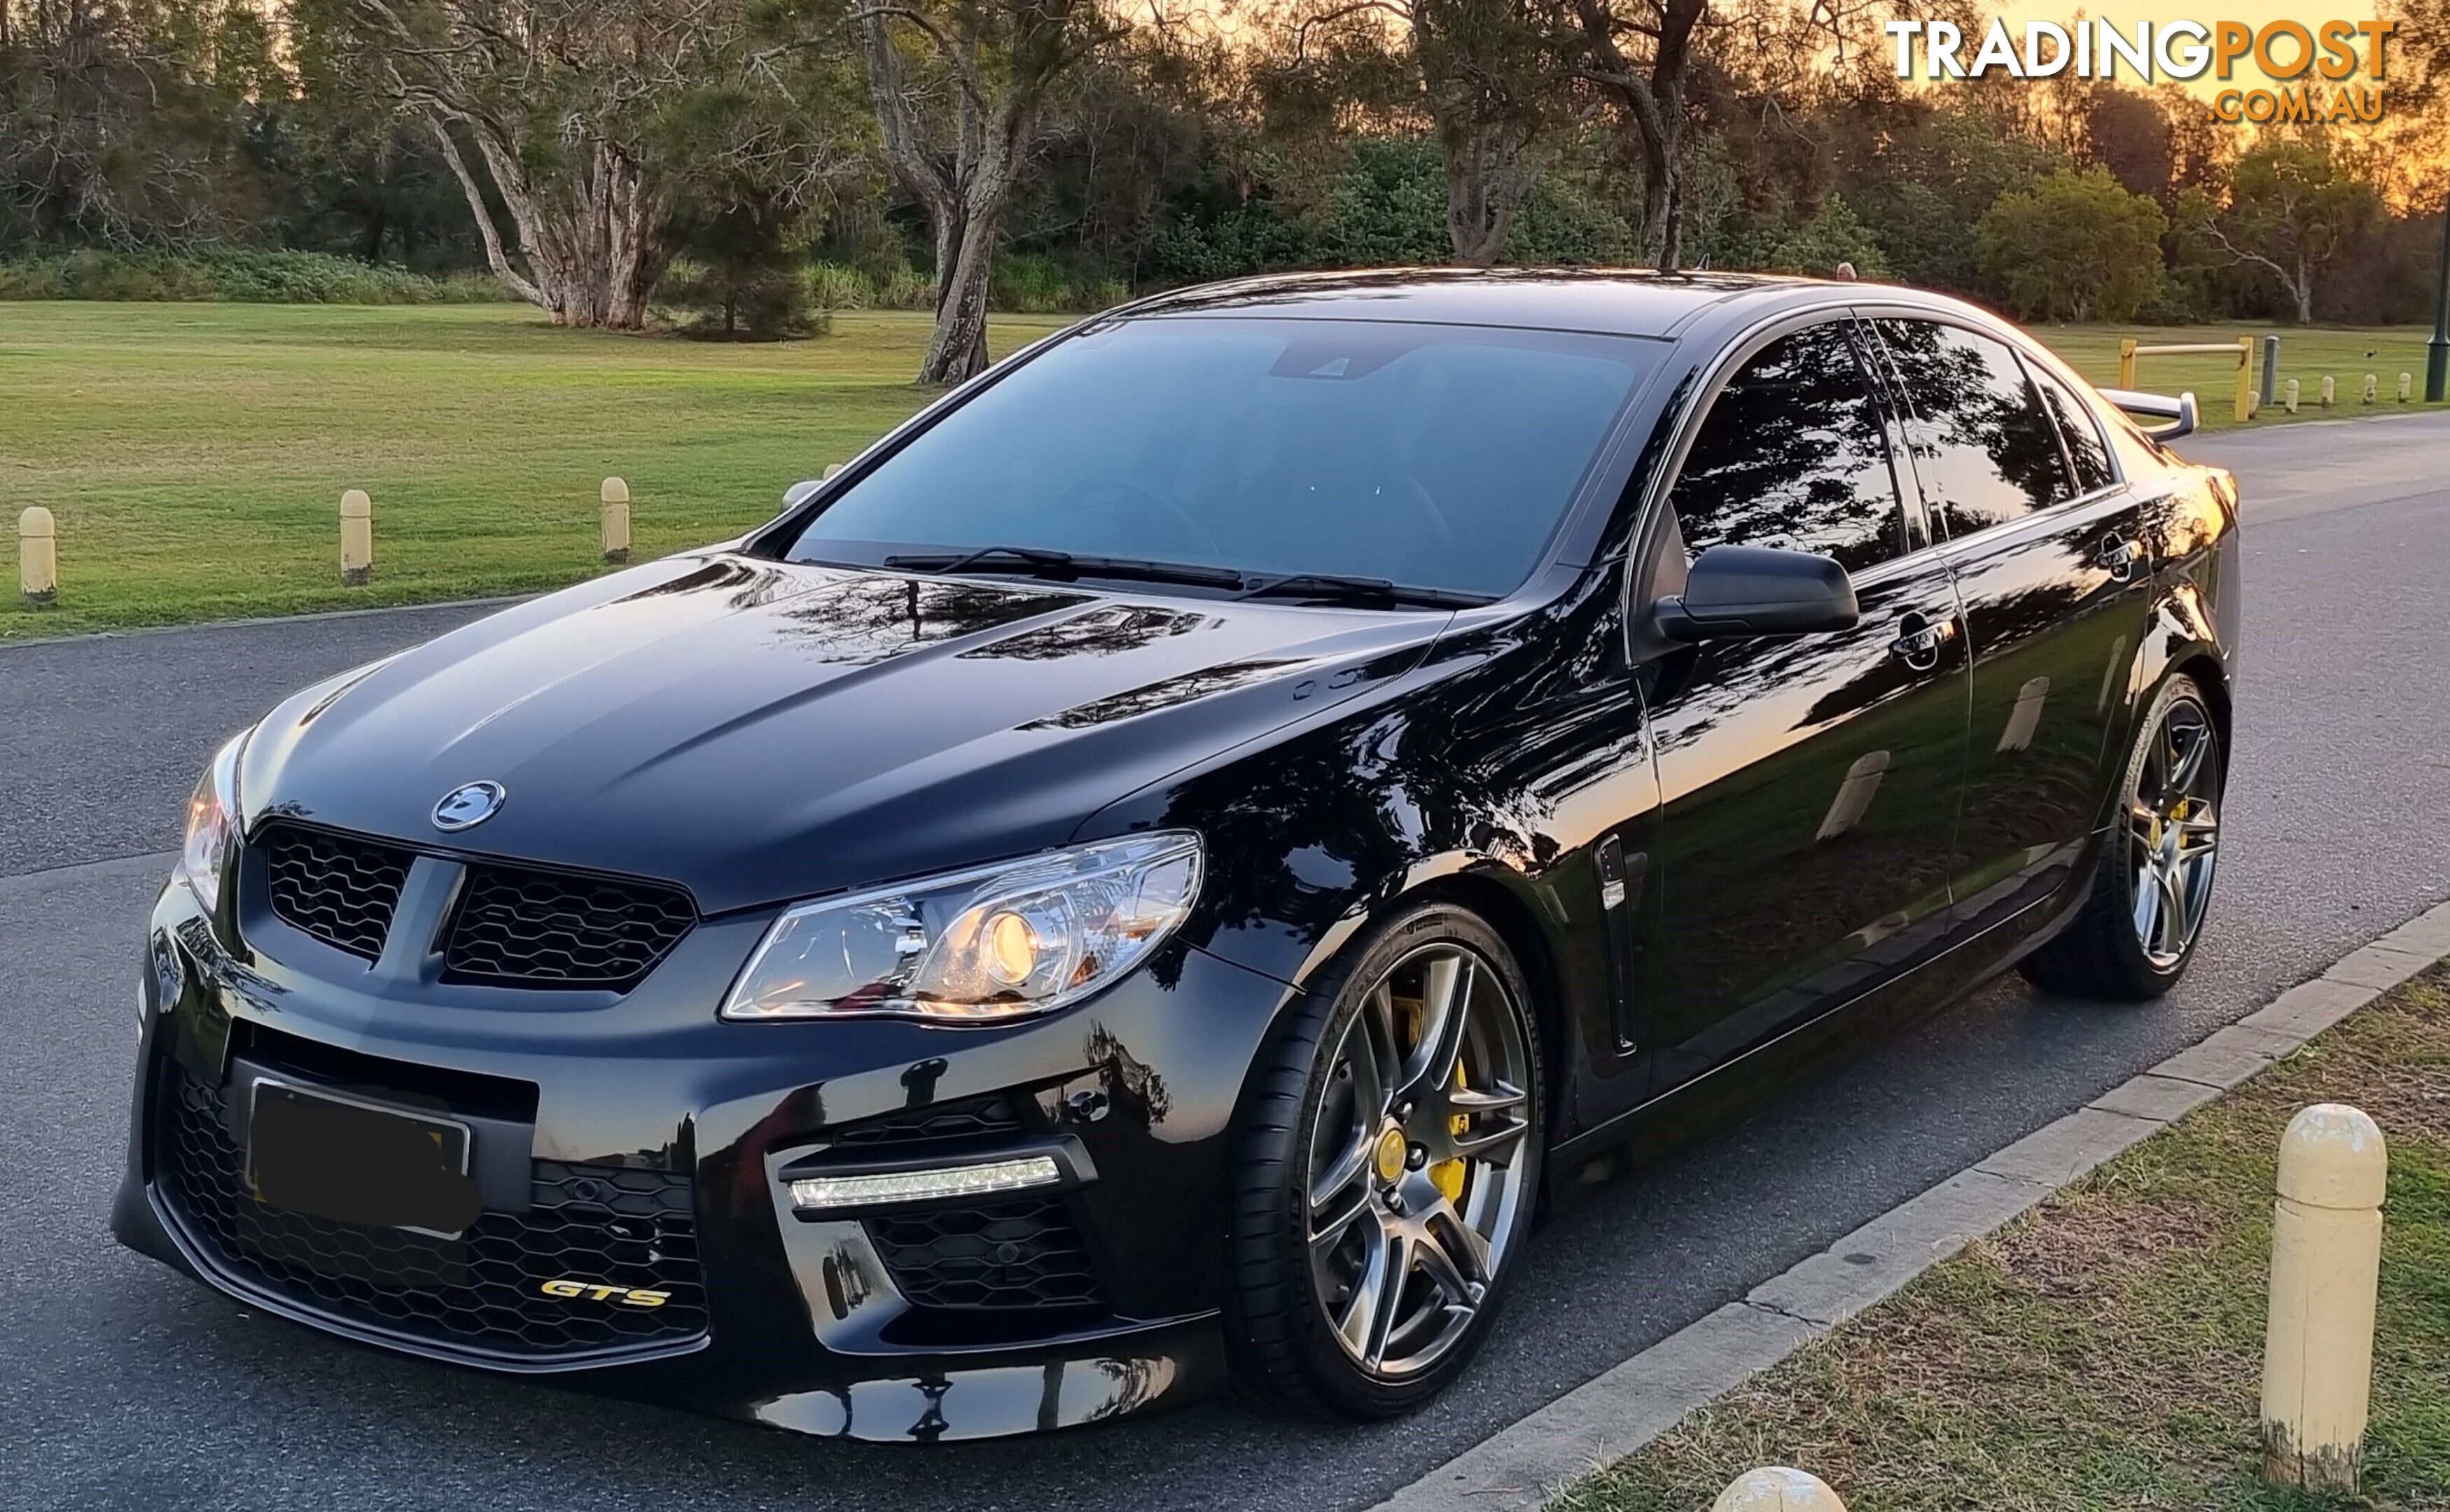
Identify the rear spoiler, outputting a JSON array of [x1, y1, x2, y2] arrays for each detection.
[[2100, 386, 2197, 442]]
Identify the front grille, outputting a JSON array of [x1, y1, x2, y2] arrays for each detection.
[[442, 864, 696, 989], [157, 1065, 706, 1360], [262, 825, 412, 960], [867, 1198, 1106, 1312]]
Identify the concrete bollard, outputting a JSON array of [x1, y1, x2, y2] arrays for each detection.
[[2261, 1102, 2387, 1495], [1712, 1468, 1846, 1512], [2284, 378, 2299, 414], [600, 476, 632, 564], [2363, 374, 2379, 405], [2322, 375, 2336, 407], [340, 489, 373, 586], [822, 462, 844, 480], [2398, 372, 2413, 402], [19, 506, 57, 608]]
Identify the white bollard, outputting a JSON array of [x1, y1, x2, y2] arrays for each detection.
[[2363, 374, 2379, 405], [2284, 378, 2299, 414], [340, 489, 373, 586], [20, 506, 57, 607], [2398, 372, 2413, 402], [600, 476, 632, 564], [1712, 1467, 1846, 1512], [2321, 375, 2336, 407], [2261, 1103, 2387, 1494]]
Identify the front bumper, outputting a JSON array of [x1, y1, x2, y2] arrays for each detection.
[[113, 876, 1294, 1441]]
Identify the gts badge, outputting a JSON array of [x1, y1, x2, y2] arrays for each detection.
[[540, 1278, 671, 1308]]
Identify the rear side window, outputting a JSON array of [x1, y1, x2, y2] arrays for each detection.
[[1872, 320, 2072, 537], [1667, 323, 1909, 573], [2031, 367, 2117, 494]]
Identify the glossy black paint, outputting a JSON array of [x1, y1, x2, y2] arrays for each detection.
[[114, 270, 2240, 1439]]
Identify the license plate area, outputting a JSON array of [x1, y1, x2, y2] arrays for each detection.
[[248, 1079, 481, 1240]]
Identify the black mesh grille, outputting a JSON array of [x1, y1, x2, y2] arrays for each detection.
[[828, 1094, 1026, 1150], [867, 1198, 1105, 1312], [157, 1066, 707, 1359], [261, 826, 412, 961], [443, 864, 695, 989]]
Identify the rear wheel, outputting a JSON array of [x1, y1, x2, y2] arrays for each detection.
[[2021, 673, 2223, 1000], [1224, 904, 1543, 1418]]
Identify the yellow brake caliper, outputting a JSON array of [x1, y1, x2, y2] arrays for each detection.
[[1431, 1056, 1468, 1203], [1400, 990, 1470, 1203]]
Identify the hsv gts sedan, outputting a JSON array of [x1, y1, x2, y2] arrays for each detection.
[[116, 270, 2239, 1439]]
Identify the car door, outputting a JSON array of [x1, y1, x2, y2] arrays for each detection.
[[1864, 318, 2159, 944], [1636, 316, 1972, 1096]]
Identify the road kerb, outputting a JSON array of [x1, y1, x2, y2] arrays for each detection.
[[1362, 896, 2450, 1512]]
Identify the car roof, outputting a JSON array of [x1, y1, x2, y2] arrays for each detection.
[[1112, 267, 1932, 340]]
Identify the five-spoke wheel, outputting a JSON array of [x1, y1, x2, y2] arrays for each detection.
[[2021, 673, 2225, 1000], [1226, 904, 1543, 1417]]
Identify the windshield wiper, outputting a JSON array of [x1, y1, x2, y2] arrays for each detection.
[[1235, 571, 1491, 609], [882, 545, 1248, 591]]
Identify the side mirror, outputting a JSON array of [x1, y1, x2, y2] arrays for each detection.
[[781, 464, 847, 513], [1653, 544, 1860, 641]]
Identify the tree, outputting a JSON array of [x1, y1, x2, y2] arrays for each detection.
[[1564, 0, 1708, 270], [2187, 137, 2382, 324], [856, 0, 1124, 384], [1975, 166, 2166, 323], [316, 0, 858, 330]]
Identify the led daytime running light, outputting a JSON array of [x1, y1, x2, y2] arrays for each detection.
[[787, 1155, 1063, 1212]]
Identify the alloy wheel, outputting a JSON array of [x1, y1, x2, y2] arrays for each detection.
[[1303, 943, 1533, 1380], [2129, 695, 2221, 969]]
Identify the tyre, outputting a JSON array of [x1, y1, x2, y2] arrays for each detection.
[[1223, 902, 1545, 1419], [2020, 673, 2224, 1000]]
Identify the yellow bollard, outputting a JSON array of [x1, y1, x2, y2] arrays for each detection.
[[600, 476, 632, 564], [2235, 335, 2255, 422], [1712, 1468, 1847, 1512], [2117, 338, 2138, 390], [340, 489, 373, 586], [2363, 374, 2379, 405], [19, 506, 57, 608], [2284, 378, 2299, 414], [2261, 1103, 2387, 1494], [2398, 372, 2413, 402], [2322, 375, 2336, 407]]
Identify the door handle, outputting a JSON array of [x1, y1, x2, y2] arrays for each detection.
[[2097, 536, 2141, 582], [1888, 612, 1956, 671]]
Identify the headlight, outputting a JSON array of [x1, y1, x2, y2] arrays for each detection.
[[179, 732, 247, 914], [723, 832, 1204, 1023]]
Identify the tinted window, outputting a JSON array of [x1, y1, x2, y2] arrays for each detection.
[[1874, 321, 2071, 537], [786, 318, 1651, 599], [2032, 368, 2116, 494], [1666, 323, 1907, 573]]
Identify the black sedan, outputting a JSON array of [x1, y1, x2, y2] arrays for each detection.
[[115, 270, 2239, 1440]]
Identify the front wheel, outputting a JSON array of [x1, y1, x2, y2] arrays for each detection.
[[1223, 904, 1544, 1419], [2021, 673, 2224, 1000]]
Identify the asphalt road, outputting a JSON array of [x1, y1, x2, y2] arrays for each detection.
[[8, 413, 2449, 1511]]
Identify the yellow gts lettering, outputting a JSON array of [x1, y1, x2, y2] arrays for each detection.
[[539, 1278, 670, 1308]]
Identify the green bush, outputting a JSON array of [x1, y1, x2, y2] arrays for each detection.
[[806, 260, 933, 311], [1976, 167, 2167, 323], [0, 247, 506, 304]]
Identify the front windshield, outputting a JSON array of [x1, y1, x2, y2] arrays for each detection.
[[784, 316, 1656, 600]]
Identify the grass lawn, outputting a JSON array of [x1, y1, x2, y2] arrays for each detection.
[[2038, 323, 2450, 432], [0, 302, 1066, 639], [0, 302, 2441, 640], [1552, 967, 2450, 1512]]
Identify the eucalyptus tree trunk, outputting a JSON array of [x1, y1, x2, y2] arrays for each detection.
[[429, 121, 672, 330]]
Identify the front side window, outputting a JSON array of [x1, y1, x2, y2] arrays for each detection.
[[1873, 320, 2071, 537], [1667, 322, 1908, 574], [784, 317, 1655, 600]]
